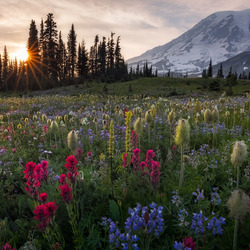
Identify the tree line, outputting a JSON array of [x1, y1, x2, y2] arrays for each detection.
[[0, 13, 129, 91]]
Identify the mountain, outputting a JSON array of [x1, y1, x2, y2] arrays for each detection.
[[213, 51, 250, 77], [127, 9, 250, 76]]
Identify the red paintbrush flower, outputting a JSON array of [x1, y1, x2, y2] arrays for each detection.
[[39, 193, 48, 203], [59, 183, 72, 203]]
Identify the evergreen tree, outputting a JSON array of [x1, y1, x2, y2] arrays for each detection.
[[248, 72, 250, 80], [207, 59, 213, 77], [57, 31, 65, 82], [99, 37, 106, 80], [77, 40, 89, 80], [2, 46, 9, 91], [0, 54, 2, 89], [67, 24, 77, 78], [93, 35, 99, 77], [107, 32, 115, 82], [216, 63, 224, 78], [27, 19, 41, 90], [202, 69, 207, 78], [44, 13, 58, 84]]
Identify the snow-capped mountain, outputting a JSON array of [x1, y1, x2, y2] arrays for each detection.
[[127, 9, 250, 76], [213, 51, 250, 77]]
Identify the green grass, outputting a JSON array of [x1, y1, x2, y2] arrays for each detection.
[[1, 77, 250, 97]]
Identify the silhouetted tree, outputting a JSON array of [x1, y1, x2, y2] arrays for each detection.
[[44, 13, 58, 84], [67, 24, 77, 78], [27, 19, 41, 90], [77, 40, 89, 80], [216, 63, 224, 78], [2, 46, 9, 91], [207, 59, 213, 77]]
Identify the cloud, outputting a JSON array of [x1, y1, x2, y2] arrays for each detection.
[[0, 0, 249, 59]]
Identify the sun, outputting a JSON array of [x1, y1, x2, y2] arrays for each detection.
[[15, 48, 29, 61]]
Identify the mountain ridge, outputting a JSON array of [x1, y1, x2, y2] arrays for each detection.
[[127, 9, 250, 75]]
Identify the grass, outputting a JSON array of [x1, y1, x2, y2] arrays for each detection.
[[1, 77, 250, 98]]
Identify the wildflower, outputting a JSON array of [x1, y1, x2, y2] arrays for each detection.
[[178, 209, 189, 227], [150, 161, 161, 190], [131, 148, 140, 172], [23, 162, 40, 199], [226, 189, 250, 222], [2, 243, 15, 250], [231, 141, 247, 167], [192, 188, 204, 202], [59, 183, 72, 203], [42, 125, 48, 134], [191, 210, 207, 234], [17, 123, 22, 129], [175, 119, 190, 147], [172, 191, 182, 207], [134, 117, 144, 136], [39, 193, 48, 203], [64, 155, 78, 184], [204, 109, 212, 124], [12, 148, 16, 153], [67, 130, 79, 155], [206, 213, 226, 235], [46, 201, 58, 217], [131, 130, 138, 150], [182, 237, 198, 249], [211, 187, 221, 206], [168, 109, 175, 125], [145, 110, 153, 125], [33, 204, 49, 230]]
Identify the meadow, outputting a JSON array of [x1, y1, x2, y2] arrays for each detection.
[[0, 81, 249, 250]]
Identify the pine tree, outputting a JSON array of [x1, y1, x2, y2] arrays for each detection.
[[207, 59, 213, 77], [44, 13, 58, 84], [57, 31, 65, 82], [202, 69, 207, 78], [27, 19, 41, 90], [99, 37, 106, 80], [217, 63, 224, 78], [67, 24, 77, 78], [2, 46, 9, 91], [77, 40, 89, 80], [0, 54, 2, 89], [107, 32, 115, 82]]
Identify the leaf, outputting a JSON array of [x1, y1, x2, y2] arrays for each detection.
[[109, 200, 120, 222]]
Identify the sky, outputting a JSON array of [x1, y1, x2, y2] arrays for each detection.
[[0, 0, 249, 61]]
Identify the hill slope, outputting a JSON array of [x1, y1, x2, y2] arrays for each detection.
[[127, 9, 250, 75]]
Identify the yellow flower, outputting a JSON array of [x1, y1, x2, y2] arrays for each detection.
[[17, 123, 22, 130], [0, 115, 3, 121], [24, 118, 29, 123]]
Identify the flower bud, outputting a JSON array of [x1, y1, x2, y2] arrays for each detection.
[[50, 121, 59, 133], [204, 109, 212, 124], [67, 130, 78, 154], [231, 141, 248, 167], [168, 110, 175, 125], [212, 108, 219, 123], [145, 110, 153, 125], [134, 117, 144, 136], [226, 189, 250, 222], [175, 119, 190, 147]]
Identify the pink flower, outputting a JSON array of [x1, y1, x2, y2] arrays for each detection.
[[131, 130, 138, 150], [59, 174, 67, 185], [145, 149, 155, 172], [182, 237, 198, 249], [122, 153, 128, 168], [34, 204, 50, 231], [132, 148, 140, 172], [39, 193, 48, 203], [2, 243, 15, 250], [46, 201, 58, 217], [12, 148, 16, 153], [59, 183, 72, 203]]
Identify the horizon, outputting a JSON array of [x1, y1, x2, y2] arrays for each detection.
[[0, 0, 249, 61]]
